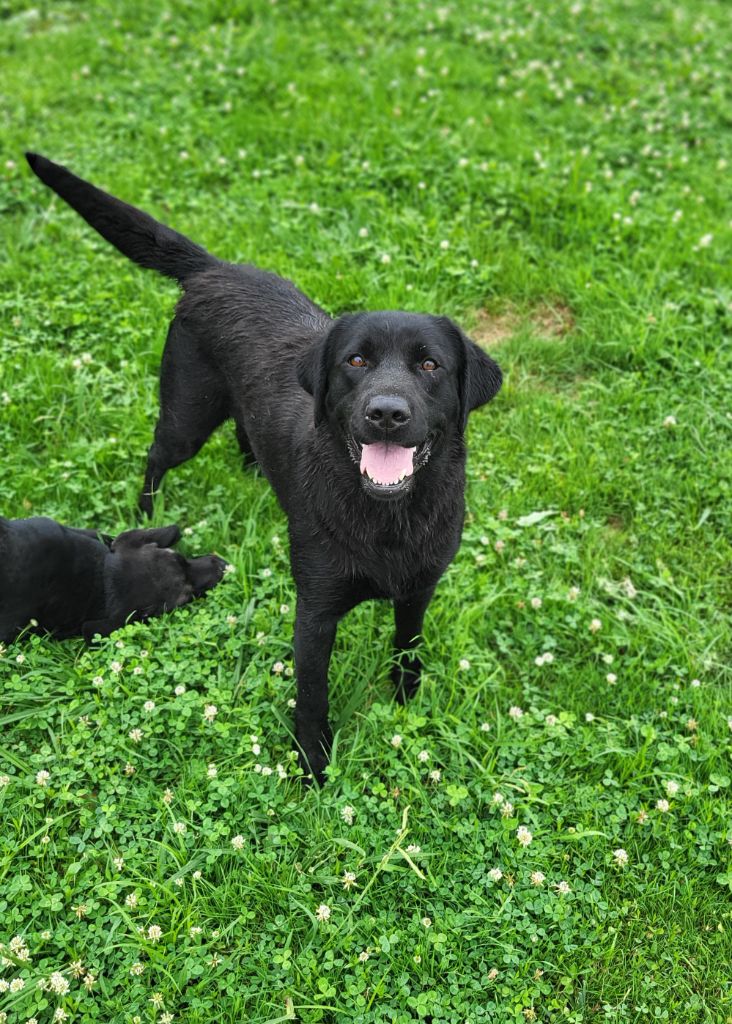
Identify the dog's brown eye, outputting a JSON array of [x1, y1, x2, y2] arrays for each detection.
[[348, 354, 367, 367], [421, 358, 438, 372]]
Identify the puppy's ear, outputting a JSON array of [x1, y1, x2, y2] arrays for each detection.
[[438, 318, 502, 431], [297, 316, 361, 427], [82, 617, 123, 643], [111, 525, 181, 551]]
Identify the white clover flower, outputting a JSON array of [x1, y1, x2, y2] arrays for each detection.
[[545, 714, 559, 726], [143, 700, 155, 712], [173, 821, 187, 835], [207, 763, 217, 779], [488, 867, 503, 882], [500, 802, 514, 818], [358, 227, 369, 238], [380, 253, 392, 264], [663, 415, 677, 428], [459, 658, 471, 670], [606, 673, 617, 685], [125, 892, 138, 908], [585, 712, 595, 722], [342, 871, 358, 889], [664, 779, 680, 796], [0, 774, 9, 787], [690, 678, 701, 688], [417, 750, 430, 763], [390, 734, 402, 748], [589, 619, 602, 633], [516, 826, 533, 847], [35, 770, 50, 787], [429, 769, 441, 783], [203, 704, 218, 722], [555, 880, 571, 895], [480, 722, 491, 732], [231, 835, 245, 850], [508, 706, 523, 721], [530, 871, 545, 886], [613, 848, 628, 867], [174, 684, 186, 696], [316, 904, 331, 922], [92, 675, 104, 686], [491, 791, 504, 805], [128, 728, 143, 743], [111, 660, 123, 673], [147, 925, 163, 942], [698, 233, 713, 248], [656, 798, 670, 813], [421, 916, 432, 928], [272, 662, 284, 674], [567, 586, 580, 601], [341, 805, 355, 825], [49, 973, 69, 995], [113, 856, 124, 871], [530, 597, 542, 609]]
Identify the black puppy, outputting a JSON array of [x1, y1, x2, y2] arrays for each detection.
[[26, 153, 503, 783], [0, 518, 225, 644]]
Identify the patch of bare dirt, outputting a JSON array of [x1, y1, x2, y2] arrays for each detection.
[[471, 300, 575, 348]]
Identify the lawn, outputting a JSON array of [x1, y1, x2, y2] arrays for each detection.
[[1, 0, 731, 1021]]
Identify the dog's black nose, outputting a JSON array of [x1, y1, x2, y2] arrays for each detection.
[[364, 396, 411, 431]]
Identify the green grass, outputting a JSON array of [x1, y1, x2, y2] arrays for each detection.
[[1, 0, 732, 1021]]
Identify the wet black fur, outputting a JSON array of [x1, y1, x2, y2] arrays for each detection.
[[0, 517, 225, 644], [26, 152, 503, 783]]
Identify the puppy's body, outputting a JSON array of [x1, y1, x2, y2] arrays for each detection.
[[0, 517, 225, 644], [26, 153, 503, 782]]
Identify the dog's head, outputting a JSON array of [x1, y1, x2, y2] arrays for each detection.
[[297, 311, 502, 501], [82, 525, 226, 641]]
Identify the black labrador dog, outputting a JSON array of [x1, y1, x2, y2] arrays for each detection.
[[0, 518, 225, 643], [26, 153, 502, 783]]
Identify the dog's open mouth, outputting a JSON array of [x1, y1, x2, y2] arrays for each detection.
[[348, 437, 433, 499]]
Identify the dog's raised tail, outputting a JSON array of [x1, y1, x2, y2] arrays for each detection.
[[25, 152, 216, 284]]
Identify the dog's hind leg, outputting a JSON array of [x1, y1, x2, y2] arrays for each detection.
[[139, 321, 229, 516], [235, 421, 258, 468]]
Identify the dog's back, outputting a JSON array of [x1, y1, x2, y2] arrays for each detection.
[[0, 517, 107, 642]]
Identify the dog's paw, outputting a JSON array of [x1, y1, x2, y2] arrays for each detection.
[[296, 725, 332, 788], [392, 657, 422, 704]]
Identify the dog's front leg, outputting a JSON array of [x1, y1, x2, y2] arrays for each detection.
[[294, 598, 338, 785], [392, 586, 436, 704]]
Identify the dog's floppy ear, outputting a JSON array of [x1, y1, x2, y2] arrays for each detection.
[[111, 525, 181, 551], [437, 318, 502, 431], [297, 316, 362, 427]]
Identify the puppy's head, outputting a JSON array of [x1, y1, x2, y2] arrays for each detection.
[[82, 525, 226, 640], [297, 311, 502, 501]]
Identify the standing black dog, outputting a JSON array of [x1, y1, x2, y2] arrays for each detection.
[[26, 153, 502, 783], [0, 518, 225, 643]]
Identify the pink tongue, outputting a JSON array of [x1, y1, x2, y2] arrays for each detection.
[[360, 443, 416, 485]]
